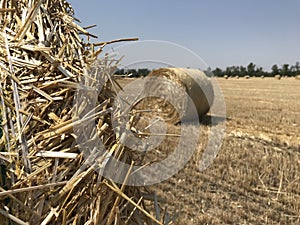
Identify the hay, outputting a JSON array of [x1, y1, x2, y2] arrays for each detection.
[[295, 75, 300, 80], [275, 74, 281, 80], [224, 75, 229, 79], [245, 75, 250, 79], [0, 1, 163, 224], [136, 68, 214, 124]]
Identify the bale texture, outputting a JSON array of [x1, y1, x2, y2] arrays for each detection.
[[137, 68, 214, 123], [0, 1, 161, 224]]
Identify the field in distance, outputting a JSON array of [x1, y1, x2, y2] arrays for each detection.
[[117, 77, 300, 224]]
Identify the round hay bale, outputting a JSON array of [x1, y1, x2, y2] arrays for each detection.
[[224, 75, 229, 79], [138, 68, 214, 123], [261, 75, 265, 79], [275, 74, 281, 80], [295, 75, 300, 80], [245, 75, 250, 79], [235, 75, 240, 79]]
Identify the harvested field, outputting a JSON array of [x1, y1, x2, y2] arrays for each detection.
[[118, 77, 300, 224], [1, 0, 298, 224]]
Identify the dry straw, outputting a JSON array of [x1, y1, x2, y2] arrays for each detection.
[[0, 0, 167, 224], [136, 68, 214, 124], [275, 74, 281, 80]]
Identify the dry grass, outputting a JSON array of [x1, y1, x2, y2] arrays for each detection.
[[0, 1, 163, 224], [1, 0, 299, 223], [120, 77, 300, 224]]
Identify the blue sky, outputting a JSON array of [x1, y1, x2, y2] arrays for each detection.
[[69, 0, 300, 70]]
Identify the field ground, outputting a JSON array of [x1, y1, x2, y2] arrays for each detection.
[[118, 77, 300, 224]]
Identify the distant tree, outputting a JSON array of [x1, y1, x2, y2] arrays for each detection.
[[115, 68, 125, 75], [271, 64, 279, 76], [255, 66, 264, 77], [137, 68, 150, 77], [204, 67, 214, 77], [290, 65, 296, 76], [247, 62, 256, 76], [281, 64, 289, 76], [225, 66, 233, 76], [211, 62, 300, 78], [291, 62, 300, 76], [128, 69, 138, 77], [232, 66, 240, 76], [115, 68, 151, 77], [295, 62, 300, 74], [240, 66, 247, 77], [212, 67, 223, 77]]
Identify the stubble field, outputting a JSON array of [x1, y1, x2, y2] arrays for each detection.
[[119, 77, 300, 224]]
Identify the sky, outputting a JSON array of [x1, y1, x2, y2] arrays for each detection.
[[69, 0, 300, 71]]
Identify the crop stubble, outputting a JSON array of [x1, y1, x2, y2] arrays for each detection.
[[120, 77, 300, 224]]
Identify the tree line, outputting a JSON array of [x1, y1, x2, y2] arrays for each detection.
[[115, 68, 150, 77], [207, 62, 300, 77], [115, 62, 300, 78]]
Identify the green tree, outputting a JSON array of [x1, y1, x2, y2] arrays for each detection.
[[138, 68, 150, 77], [255, 67, 264, 77], [232, 66, 240, 76], [294, 62, 300, 75], [281, 64, 289, 76], [271, 64, 279, 76], [240, 66, 247, 77], [225, 66, 233, 76], [212, 67, 223, 77], [247, 62, 256, 76]]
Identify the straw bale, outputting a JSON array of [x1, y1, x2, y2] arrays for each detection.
[[275, 74, 281, 80], [136, 68, 214, 124], [0, 1, 162, 224]]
